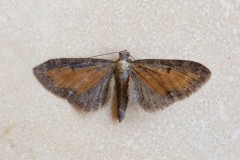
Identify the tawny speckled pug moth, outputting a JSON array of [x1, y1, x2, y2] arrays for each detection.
[[33, 50, 211, 122]]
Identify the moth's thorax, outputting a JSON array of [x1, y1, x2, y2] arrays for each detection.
[[116, 50, 130, 74], [116, 60, 129, 73]]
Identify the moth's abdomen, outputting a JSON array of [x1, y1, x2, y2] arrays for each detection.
[[115, 60, 130, 122]]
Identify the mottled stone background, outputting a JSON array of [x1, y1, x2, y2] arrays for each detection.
[[0, 0, 239, 159]]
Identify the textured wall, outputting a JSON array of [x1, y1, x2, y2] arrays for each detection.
[[0, 0, 240, 159]]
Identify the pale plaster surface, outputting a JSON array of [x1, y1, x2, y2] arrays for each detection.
[[0, 0, 240, 160]]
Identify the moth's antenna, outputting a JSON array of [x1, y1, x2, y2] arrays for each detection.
[[130, 55, 135, 60], [88, 51, 120, 58]]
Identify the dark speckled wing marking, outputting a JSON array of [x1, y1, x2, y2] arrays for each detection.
[[130, 59, 211, 110], [33, 58, 114, 111]]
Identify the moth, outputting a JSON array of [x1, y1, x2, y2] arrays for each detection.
[[33, 50, 211, 122]]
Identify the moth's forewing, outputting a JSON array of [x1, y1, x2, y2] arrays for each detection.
[[33, 58, 115, 110], [44, 66, 111, 95], [130, 59, 211, 110]]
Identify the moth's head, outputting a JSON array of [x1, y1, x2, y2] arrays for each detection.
[[119, 50, 130, 61]]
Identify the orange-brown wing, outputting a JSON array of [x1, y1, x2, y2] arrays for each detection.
[[130, 59, 211, 110], [33, 58, 115, 110]]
